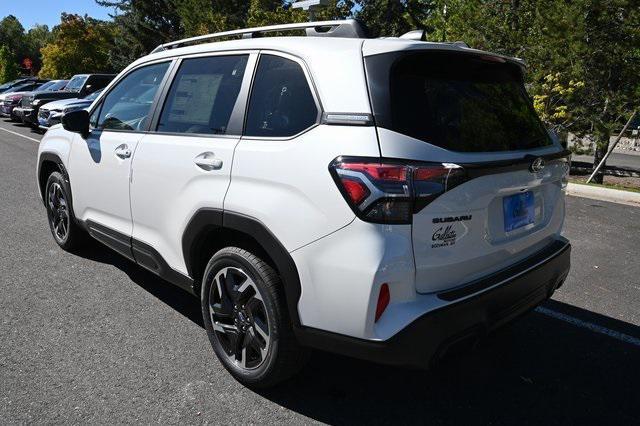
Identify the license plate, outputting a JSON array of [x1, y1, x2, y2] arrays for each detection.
[[503, 191, 535, 232]]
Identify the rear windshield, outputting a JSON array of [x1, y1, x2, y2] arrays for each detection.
[[365, 52, 552, 152]]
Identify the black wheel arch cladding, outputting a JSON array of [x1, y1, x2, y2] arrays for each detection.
[[182, 209, 303, 328]]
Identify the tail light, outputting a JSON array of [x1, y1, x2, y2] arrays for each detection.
[[329, 157, 467, 224]]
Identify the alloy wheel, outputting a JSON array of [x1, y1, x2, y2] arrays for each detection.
[[208, 266, 271, 370], [48, 182, 69, 242]]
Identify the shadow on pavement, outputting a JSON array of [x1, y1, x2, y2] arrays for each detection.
[[74, 242, 640, 425], [72, 240, 204, 327]]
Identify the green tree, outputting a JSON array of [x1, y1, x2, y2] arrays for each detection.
[[39, 14, 116, 79], [0, 45, 20, 83], [355, 0, 434, 37], [0, 15, 28, 75], [96, 0, 183, 69], [176, 0, 249, 36], [574, 0, 640, 183], [24, 25, 53, 74], [247, 0, 305, 28], [0, 15, 27, 56]]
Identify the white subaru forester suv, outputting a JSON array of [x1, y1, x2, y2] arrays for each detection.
[[37, 20, 571, 387]]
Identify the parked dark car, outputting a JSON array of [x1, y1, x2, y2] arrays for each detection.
[[38, 88, 103, 130], [16, 74, 115, 127], [0, 77, 49, 94], [0, 80, 67, 121]]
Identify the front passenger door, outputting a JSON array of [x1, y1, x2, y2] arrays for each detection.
[[68, 61, 172, 249]]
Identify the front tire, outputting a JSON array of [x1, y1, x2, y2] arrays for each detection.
[[201, 247, 308, 388], [45, 171, 86, 251]]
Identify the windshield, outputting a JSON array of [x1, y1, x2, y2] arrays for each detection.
[[46, 80, 68, 91], [3, 84, 31, 94], [36, 81, 55, 91], [84, 89, 103, 101], [64, 75, 87, 92], [0, 79, 24, 90], [365, 52, 552, 152]]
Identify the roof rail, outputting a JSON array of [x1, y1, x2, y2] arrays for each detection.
[[150, 19, 367, 53]]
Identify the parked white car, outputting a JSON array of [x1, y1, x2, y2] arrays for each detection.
[[36, 20, 571, 387]]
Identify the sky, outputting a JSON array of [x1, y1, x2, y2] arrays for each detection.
[[0, 0, 116, 29]]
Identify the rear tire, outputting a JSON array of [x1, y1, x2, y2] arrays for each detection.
[[45, 171, 87, 251], [201, 247, 308, 388]]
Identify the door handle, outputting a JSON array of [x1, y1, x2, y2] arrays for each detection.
[[194, 152, 223, 171], [114, 144, 132, 159]]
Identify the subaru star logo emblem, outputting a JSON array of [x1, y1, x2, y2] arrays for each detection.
[[530, 157, 545, 173]]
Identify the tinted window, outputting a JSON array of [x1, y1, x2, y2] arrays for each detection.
[[157, 55, 248, 135], [86, 75, 114, 93], [36, 81, 55, 91], [47, 80, 68, 91], [84, 89, 103, 101], [96, 62, 169, 131], [245, 55, 318, 137], [366, 52, 552, 152], [5, 83, 38, 93]]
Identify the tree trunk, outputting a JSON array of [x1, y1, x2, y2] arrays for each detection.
[[591, 132, 610, 184]]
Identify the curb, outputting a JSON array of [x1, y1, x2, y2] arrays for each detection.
[[566, 182, 640, 207]]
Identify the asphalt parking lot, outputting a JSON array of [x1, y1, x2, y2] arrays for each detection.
[[1, 120, 639, 425]]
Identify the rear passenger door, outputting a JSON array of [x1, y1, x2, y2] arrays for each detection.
[[129, 52, 255, 276]]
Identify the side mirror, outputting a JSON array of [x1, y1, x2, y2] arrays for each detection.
[[62, 109, 90, 138]]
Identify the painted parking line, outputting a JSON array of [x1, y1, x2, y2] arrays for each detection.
[[535, 305, 640, 347], [0, 126, 41, 143]]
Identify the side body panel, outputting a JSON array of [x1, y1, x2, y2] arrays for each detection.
[[67, 130, 142, 235], [225, 124, 379, 253], [36, 126, 75, 198]]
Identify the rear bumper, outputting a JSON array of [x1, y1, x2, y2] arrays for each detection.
[[296, 238, 570, 367]]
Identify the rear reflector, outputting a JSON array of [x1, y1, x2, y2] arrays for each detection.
[[375, 283, 390, 322], [329, 157, 467, 224]]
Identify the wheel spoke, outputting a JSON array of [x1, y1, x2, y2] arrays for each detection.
[[253, 317, 269, 345], [236, 278, 257, 305]]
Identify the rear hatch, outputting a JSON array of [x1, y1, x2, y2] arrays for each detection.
[[364, 47, 570, 294]]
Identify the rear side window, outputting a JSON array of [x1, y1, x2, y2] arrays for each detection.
[[96, 62, 169, 131], [157, 55, 248, 135], [245, 55, 318, 138], [365, 52, 552, 152]]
